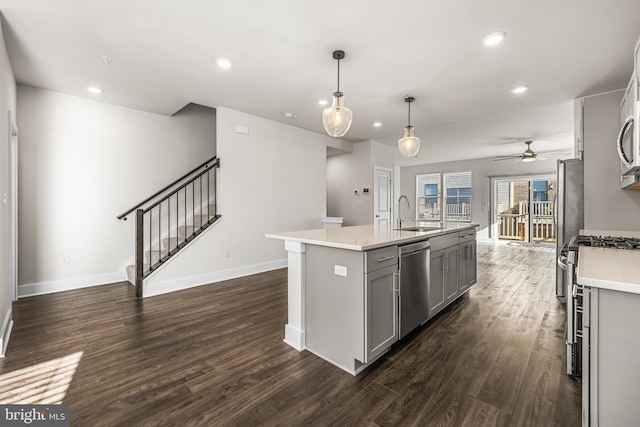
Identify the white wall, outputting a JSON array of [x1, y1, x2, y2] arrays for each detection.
[[326, 140, 395, 226], [17, 87, 216, 295], [0, 17, 18, 355], [145, 107, 332, 295], [399, 156, 561, 239], [582, 90, 640, 230]]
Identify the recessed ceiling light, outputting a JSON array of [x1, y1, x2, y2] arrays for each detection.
[[87, 86, 103, 94], [318, 99, 328, 106], [214, 57, 232, 69], [283, 112, 297, 118], [482, 31, 507, 46], [510, 85, 529, 94], [373, 122, 383, 127]]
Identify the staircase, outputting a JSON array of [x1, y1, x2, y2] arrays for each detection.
[[117, 156, 221, 297]]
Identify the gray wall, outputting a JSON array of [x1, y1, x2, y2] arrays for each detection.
[[400, 157, 559, 239], [0, 17, 17, 354], [582, 90, 640, 230]]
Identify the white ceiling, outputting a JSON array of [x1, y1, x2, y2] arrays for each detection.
[[1, 0, 639, 165]]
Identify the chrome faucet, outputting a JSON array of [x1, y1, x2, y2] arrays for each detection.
[[398, 195, 410, 228]]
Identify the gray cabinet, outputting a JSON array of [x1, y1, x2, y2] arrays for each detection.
[[583, 287, 640, 426], [443, 246, 459, 304], [458, 230, 477, 293], [429, 233, 459, 317], [304, 244, 398, 373], [429, 229, 477, 317], [365, 264, 398, 362]]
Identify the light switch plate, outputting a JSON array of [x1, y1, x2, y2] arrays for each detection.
[[334, 265, 347, 277]]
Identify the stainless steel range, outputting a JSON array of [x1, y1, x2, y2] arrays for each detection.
[[558, 234, 640, 377]]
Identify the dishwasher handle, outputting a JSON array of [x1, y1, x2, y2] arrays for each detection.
[[399, 241, 430, 256]]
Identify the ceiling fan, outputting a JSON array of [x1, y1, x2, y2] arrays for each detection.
[[493, 140, 543, 162]]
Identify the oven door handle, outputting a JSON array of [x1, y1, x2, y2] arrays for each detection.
[[557, 254, 568, 271], [617, 115, 634, 168]]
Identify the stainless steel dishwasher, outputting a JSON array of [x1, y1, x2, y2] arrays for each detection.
[[398, 240, 430, 339]]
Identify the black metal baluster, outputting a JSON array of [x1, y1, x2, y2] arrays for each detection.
[[207, 169, 210, 220], [198, 175, 202, 226], [191, 181, 195, 235], [158, 205, 161, 266], [176, 190, 180, 251], [135, 209, 144, 298], [148, 210, 151, 272], [215, 169, 217, 215]]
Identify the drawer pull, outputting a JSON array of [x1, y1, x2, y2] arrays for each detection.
[[377, 255, 395, 262]]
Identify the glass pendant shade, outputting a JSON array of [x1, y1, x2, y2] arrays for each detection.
[[322, 92, 353, 137], [398, 126, 420, 157]]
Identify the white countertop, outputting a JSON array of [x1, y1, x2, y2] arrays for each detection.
[[577, 246, 640, 294], [266, 223, 478, 251]]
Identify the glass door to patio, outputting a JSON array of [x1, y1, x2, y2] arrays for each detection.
[[492, 175, 557, 244]]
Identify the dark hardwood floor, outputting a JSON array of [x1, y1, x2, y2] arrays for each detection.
[[0, 243, 581, 426]]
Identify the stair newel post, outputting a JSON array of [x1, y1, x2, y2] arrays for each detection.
[[135, 209, 144, 298]]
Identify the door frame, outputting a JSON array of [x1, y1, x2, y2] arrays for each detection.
[[490, 173, 556, 245], [8, 111, 18, 301], [373, 166, 393, 227]]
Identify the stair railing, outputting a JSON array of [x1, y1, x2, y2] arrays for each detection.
[[117, 156, 220, 297]]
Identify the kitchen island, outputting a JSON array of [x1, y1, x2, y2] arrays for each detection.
[[266, 223, 478, 374]]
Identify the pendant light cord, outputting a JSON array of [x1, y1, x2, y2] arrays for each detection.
[[336, 58, 340, 93], [407, 99, 411, 127]]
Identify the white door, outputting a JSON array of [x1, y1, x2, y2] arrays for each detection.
[[8, 111, 18, 301], [373, 166, 392, 227]]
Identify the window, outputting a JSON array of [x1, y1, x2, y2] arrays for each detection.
[[416, 171, 472, 223], [532, 180, 549, 201], [416, 174, 441, 221]]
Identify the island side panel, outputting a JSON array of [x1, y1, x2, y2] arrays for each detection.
[[305, 245, 365, 372], [283, 240, 306, 350]]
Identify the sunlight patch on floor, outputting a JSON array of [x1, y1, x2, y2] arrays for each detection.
[[0, 351, 83, 404]]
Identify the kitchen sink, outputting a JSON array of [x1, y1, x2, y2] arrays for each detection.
[[396, 226, 442, 232]]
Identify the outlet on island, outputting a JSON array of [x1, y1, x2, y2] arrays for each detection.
[[225, 249, 231, 257]]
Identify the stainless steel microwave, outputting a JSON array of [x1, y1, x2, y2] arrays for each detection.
[[618, 76, 640, 189]]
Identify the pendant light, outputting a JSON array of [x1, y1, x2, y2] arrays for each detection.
[[398, 96, 420, 157], [322, 50, 353, 137]]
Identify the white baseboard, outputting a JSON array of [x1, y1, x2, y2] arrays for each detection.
[[1, 308, 13, 358], [18, 271, 125, 298], [283, 324, 305, 351], [143, 259, 287, 298]]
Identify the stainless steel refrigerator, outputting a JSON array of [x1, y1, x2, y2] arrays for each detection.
[[555, 158, 584, 302]]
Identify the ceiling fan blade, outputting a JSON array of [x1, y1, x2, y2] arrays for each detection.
[[493, 156, 522, 161]]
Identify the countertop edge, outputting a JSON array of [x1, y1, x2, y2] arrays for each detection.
[[577, 276, 640, 295], [265, 224, 478, 251]]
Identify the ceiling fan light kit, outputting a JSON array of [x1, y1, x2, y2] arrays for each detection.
[[322, 50, 353, 137], [398, 96, 421, 157], [493, 140, 542, 162]]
